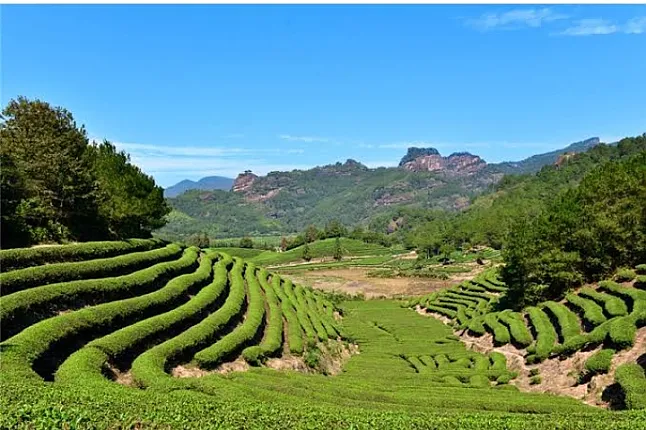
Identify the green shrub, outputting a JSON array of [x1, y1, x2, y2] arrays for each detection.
[[566, 293, 606, 326], [530, 376, 542, 385], [584, 348, 615, 376], [498, 310, 533, 347], [578, 287, 628, 317], [541, 301, 580, 345], [489, 352, 506, 371], [635, 275, 646, 290], [615, 268, 637, 283], [483, 313, 511, 346], [57, 251, 216, 384], [635, 264, 646, 275], [526, 306, 557, 362], [0, 238, 162, 271], [131, 257, 247, 390], [0, 243, 180, 296], [195, 263, 266, 368], [1, 244, 192, 339], [529, 368, 540, 377], [615, 363, 646, 410]]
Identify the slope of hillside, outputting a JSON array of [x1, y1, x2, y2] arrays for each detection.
[[3, 242, 642, 429], [490, 137, 601, 175], [164, 176, 234, 197], [156, 137, 607, 241]]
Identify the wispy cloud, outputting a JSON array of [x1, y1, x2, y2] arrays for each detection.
[[560, 16, 646, 36], [560, 19, 618, 36], [467, 8, 568, 31], [278, 134, 329, 143]]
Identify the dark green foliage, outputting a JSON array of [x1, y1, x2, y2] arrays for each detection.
[[333, 237, 343, 261], [239, 236, 254, 249], [0, 97, 169, 247], [501, 143, 646, 307], [498, 310, 533, 347], [636, 264, 646, 275], [529, 376, 542, 385], [635, 275, 646, 290], [187, 232, 210, 248], [302, 242, 312, 262]]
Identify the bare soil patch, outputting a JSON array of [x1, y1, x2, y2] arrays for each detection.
[[280, 268, 462, 299]]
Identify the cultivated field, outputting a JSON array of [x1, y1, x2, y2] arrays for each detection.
[[1, 240, 645, 429]]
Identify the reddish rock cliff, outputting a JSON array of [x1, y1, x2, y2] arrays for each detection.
[[401, 150, 485, 176], [232, 171, 258, 193]]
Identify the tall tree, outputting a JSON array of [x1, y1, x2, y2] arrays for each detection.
[[88, 140, 169, 238], [0, 97, 100, 243], [333, 237, 343, 261]]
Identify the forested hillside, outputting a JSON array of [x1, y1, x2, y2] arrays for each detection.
[[408, 134, 646, 306], [0, 97, 169, 248], [157, 138, 604, 241]]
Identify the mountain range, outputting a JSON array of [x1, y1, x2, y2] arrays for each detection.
[[164, 176, 234, 198], [156, 137, 603, 241]]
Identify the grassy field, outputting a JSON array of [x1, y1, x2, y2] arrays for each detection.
[[1, 241, 645, 429]]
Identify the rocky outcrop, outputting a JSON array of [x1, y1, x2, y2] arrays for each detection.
[[232, 171, 258, 193], [401, 149, 486, 176], [555, 152, 577, 167]]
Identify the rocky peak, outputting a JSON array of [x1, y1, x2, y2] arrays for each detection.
[[232, 170, 258, 193], [398, 147, 440, 167], [400, 149, 486, 176]]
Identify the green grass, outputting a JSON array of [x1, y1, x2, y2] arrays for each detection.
[[249, 238, 393, 266]]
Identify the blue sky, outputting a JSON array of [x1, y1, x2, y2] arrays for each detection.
[[2, 5, 645, 187]]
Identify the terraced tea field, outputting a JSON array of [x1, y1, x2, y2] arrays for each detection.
[[1, 240, 645, 429]]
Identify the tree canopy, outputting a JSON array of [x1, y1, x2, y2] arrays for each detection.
[[0, 97, 170, 248]]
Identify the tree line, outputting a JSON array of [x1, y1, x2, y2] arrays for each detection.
[[1, 97, 170, 249]]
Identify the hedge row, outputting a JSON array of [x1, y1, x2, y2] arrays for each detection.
[[194, 263, 266, 368], [0, 248, 201, 381], [497, 310, 533, 347], [418, 355, 437, 369], [566, 294, 607, 326], [467, 317, 486, 336], [540, 301, 580, 345], [525, 306, 557, 363], [635, 275, 646, 290], [1, 244, 193, 340], [615, 363, 646, 410], [1, 243, 181, 296], [242, 270, 283, 365], [56, 252, 218, 385], [0, 238, 164, 271], [583, 348, 615, 376], [305, 289, 338, 338], [489, 352, 507, 371], [578, 287, 628, 317], [271, 276, 304, 355], [284, 280, 317, 343], [130, 257, 249, 391], [426, 305, 457, 319], [483, 313, 511, 346], [295, 285, 327, 341]]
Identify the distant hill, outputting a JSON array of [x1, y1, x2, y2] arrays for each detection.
[[164, 176, 234, 197], [490, 137, 601, 175], [156, 136, 611, 240]]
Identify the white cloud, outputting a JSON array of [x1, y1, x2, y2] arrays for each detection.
[[560, 19, 618, 36], [559, 16, 646, 36], [278, 134, 329, 143], [468, 8, 568, 31], [624, 16, 646, 34]]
